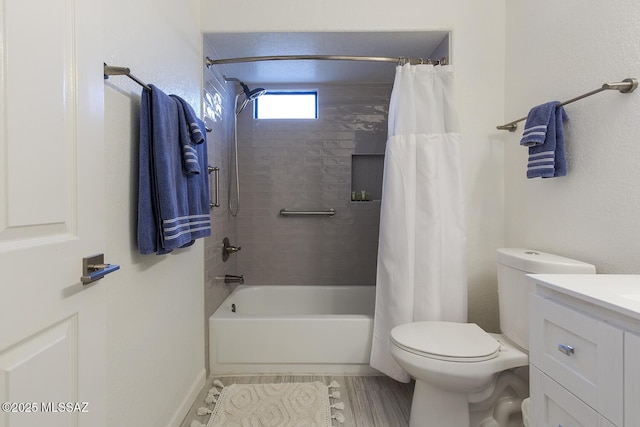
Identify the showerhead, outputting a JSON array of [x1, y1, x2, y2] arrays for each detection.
[[225, 76, 267, 115], [240, 82, 267, 101]]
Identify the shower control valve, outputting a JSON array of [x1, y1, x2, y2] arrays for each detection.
[[222, 237, 241, 262]]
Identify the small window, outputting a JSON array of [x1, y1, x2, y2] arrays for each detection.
[[255, 91, 318, 119]]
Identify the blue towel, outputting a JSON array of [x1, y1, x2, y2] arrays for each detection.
[[170, 95, 205, 174], [520, 101, 568, 178], [172, 95, 211, 242], [138, 85, 211, 255]]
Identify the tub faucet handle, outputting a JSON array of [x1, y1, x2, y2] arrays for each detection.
[[222, 237, 241, 262]]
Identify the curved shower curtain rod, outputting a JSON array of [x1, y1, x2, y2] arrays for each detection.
[[205, 55, 448, 67]]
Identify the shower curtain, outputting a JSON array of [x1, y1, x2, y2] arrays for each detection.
[[370, 63, 467, 383]]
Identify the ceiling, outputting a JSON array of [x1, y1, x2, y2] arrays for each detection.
[[204, 32, 449, 85]]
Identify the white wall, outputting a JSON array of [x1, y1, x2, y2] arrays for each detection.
[[103, 1, 205, 426], [504, 1, 640, 273], [201, 0, 507, 330]]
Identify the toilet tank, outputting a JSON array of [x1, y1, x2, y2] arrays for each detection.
[[497, 248, 596, 351]]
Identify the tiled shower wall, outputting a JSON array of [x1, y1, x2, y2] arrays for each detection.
[[236, 84, 392, 285], [202, 60, 237, 370]]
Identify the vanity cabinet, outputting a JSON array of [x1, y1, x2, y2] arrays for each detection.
[[625, 331, 640, 427], [530, 366, 615, 427], [528, 274, 640, 427]]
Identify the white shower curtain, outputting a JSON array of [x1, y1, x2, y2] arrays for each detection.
[[370, 64, 467, 383]]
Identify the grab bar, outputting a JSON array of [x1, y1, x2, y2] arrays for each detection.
[[208, 165, 220, 209], [279, 209, 336, 217]]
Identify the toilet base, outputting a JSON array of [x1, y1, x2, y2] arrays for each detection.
[[409, 380, 469, 427]]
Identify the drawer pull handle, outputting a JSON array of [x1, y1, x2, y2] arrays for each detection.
[[558, 344, 574, 356]]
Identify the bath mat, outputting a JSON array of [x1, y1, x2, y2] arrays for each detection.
[[196, 380, 344, 427]]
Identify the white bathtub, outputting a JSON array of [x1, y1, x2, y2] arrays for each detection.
[[209, 285, 377, 375]]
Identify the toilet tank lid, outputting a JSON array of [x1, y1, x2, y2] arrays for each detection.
[[497, 248, 596, 274]]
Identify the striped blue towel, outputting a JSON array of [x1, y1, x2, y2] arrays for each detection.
[[520, 101, 568, 178], [170, 95, 205, 174], [138, 85, 211, 255]]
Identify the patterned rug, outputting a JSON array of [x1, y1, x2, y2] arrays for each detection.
[[194, 380, 344, 427]]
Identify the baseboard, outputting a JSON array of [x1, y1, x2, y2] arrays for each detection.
[[211, 362, 379, 376], [167, 368, 206, 427]]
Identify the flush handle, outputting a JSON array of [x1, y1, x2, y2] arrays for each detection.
[[558, 344, 574, 356]]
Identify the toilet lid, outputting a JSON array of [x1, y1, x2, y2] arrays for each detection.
[[390, 321, 501, 362]]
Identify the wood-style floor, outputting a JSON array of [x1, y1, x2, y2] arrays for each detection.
[[180, 375, 414, 427]]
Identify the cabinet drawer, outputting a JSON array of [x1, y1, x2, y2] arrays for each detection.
[[530, 295, 623, 425], [531, 366, 616, 427]]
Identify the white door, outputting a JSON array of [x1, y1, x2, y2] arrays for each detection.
[[0, 0, 106, 426]]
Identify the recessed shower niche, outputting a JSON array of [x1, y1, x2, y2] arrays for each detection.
[[351, 154, 384, 202]]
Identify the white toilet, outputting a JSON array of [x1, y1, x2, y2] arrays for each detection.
[[390, 248, 596, 427]]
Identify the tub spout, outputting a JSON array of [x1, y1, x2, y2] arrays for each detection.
[[224, 274, 244, 284]]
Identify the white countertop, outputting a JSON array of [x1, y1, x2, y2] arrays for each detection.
[[528, 274, 640, 322]]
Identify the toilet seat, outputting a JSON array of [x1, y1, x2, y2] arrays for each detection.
[[390, 321, 501, 362]]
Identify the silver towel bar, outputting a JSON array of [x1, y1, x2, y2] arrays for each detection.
[[104, 63, 152, 91], [104, 62, 212, 132], [279, 209, 336, 217], [497, 77, 638, 132]]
